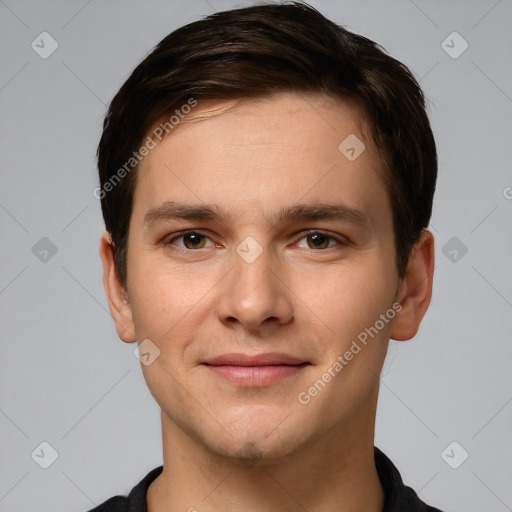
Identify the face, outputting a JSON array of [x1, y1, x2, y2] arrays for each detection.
[[108, 93, 410, 463]]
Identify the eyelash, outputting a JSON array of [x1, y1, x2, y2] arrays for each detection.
[[164, 230, 349, 251]]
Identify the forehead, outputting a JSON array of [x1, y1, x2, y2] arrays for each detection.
[[149, 93, 372, 159], [134, 92, 389, 228]]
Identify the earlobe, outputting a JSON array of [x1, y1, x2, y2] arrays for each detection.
[[99, 231, 137, 343], [390, 230, 435, 341]]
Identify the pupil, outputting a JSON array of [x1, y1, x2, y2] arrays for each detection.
[[309, 233, 328, 248], [186, 234, 202, 248]]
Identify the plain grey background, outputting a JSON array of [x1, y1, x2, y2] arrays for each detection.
[[1, 0, 511, 511]]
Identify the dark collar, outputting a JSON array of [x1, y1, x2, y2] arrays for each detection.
[[375, 447, 443, 511]]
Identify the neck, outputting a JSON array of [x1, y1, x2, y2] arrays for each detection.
[[147, 411, 384, 512]]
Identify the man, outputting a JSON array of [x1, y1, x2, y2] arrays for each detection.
[[91, 2, 443, 510]]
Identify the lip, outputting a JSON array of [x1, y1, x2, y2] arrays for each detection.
[[202, 352, 311, 387], [203, 352, 308, 366]]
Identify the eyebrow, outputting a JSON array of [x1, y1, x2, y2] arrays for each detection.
[[143, 201, 372, 230]]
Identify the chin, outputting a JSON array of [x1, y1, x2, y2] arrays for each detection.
[[208, 434, 299, 467], [197, 406, 313, 466]]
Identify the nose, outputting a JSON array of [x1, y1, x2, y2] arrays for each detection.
[[215, 243, 294, 334]]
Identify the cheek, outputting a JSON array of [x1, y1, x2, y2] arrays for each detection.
[[294, 256, 396, 335], [295, 265, 396, 399], [127, 255, 220, 353]]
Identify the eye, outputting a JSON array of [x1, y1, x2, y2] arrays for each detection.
[[164, 230, 347, 252], [165, 231, 215, 250], [295, 231, 347, 250]]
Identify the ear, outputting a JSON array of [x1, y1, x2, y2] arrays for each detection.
[[99, 231, 137, 343], [390, 230, 435, 341]]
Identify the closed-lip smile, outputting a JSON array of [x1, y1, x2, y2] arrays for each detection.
[[202, 352, 311, 386]]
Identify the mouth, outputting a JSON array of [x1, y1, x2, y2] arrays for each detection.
[[201, 352, 312, 387]]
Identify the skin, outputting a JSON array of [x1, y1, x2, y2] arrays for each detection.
[[100, 93, 434, 512]]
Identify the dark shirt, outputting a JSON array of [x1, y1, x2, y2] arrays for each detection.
[[87, 447, 444, 511]]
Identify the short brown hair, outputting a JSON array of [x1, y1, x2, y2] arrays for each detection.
[[97, 1, 437, 285]]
